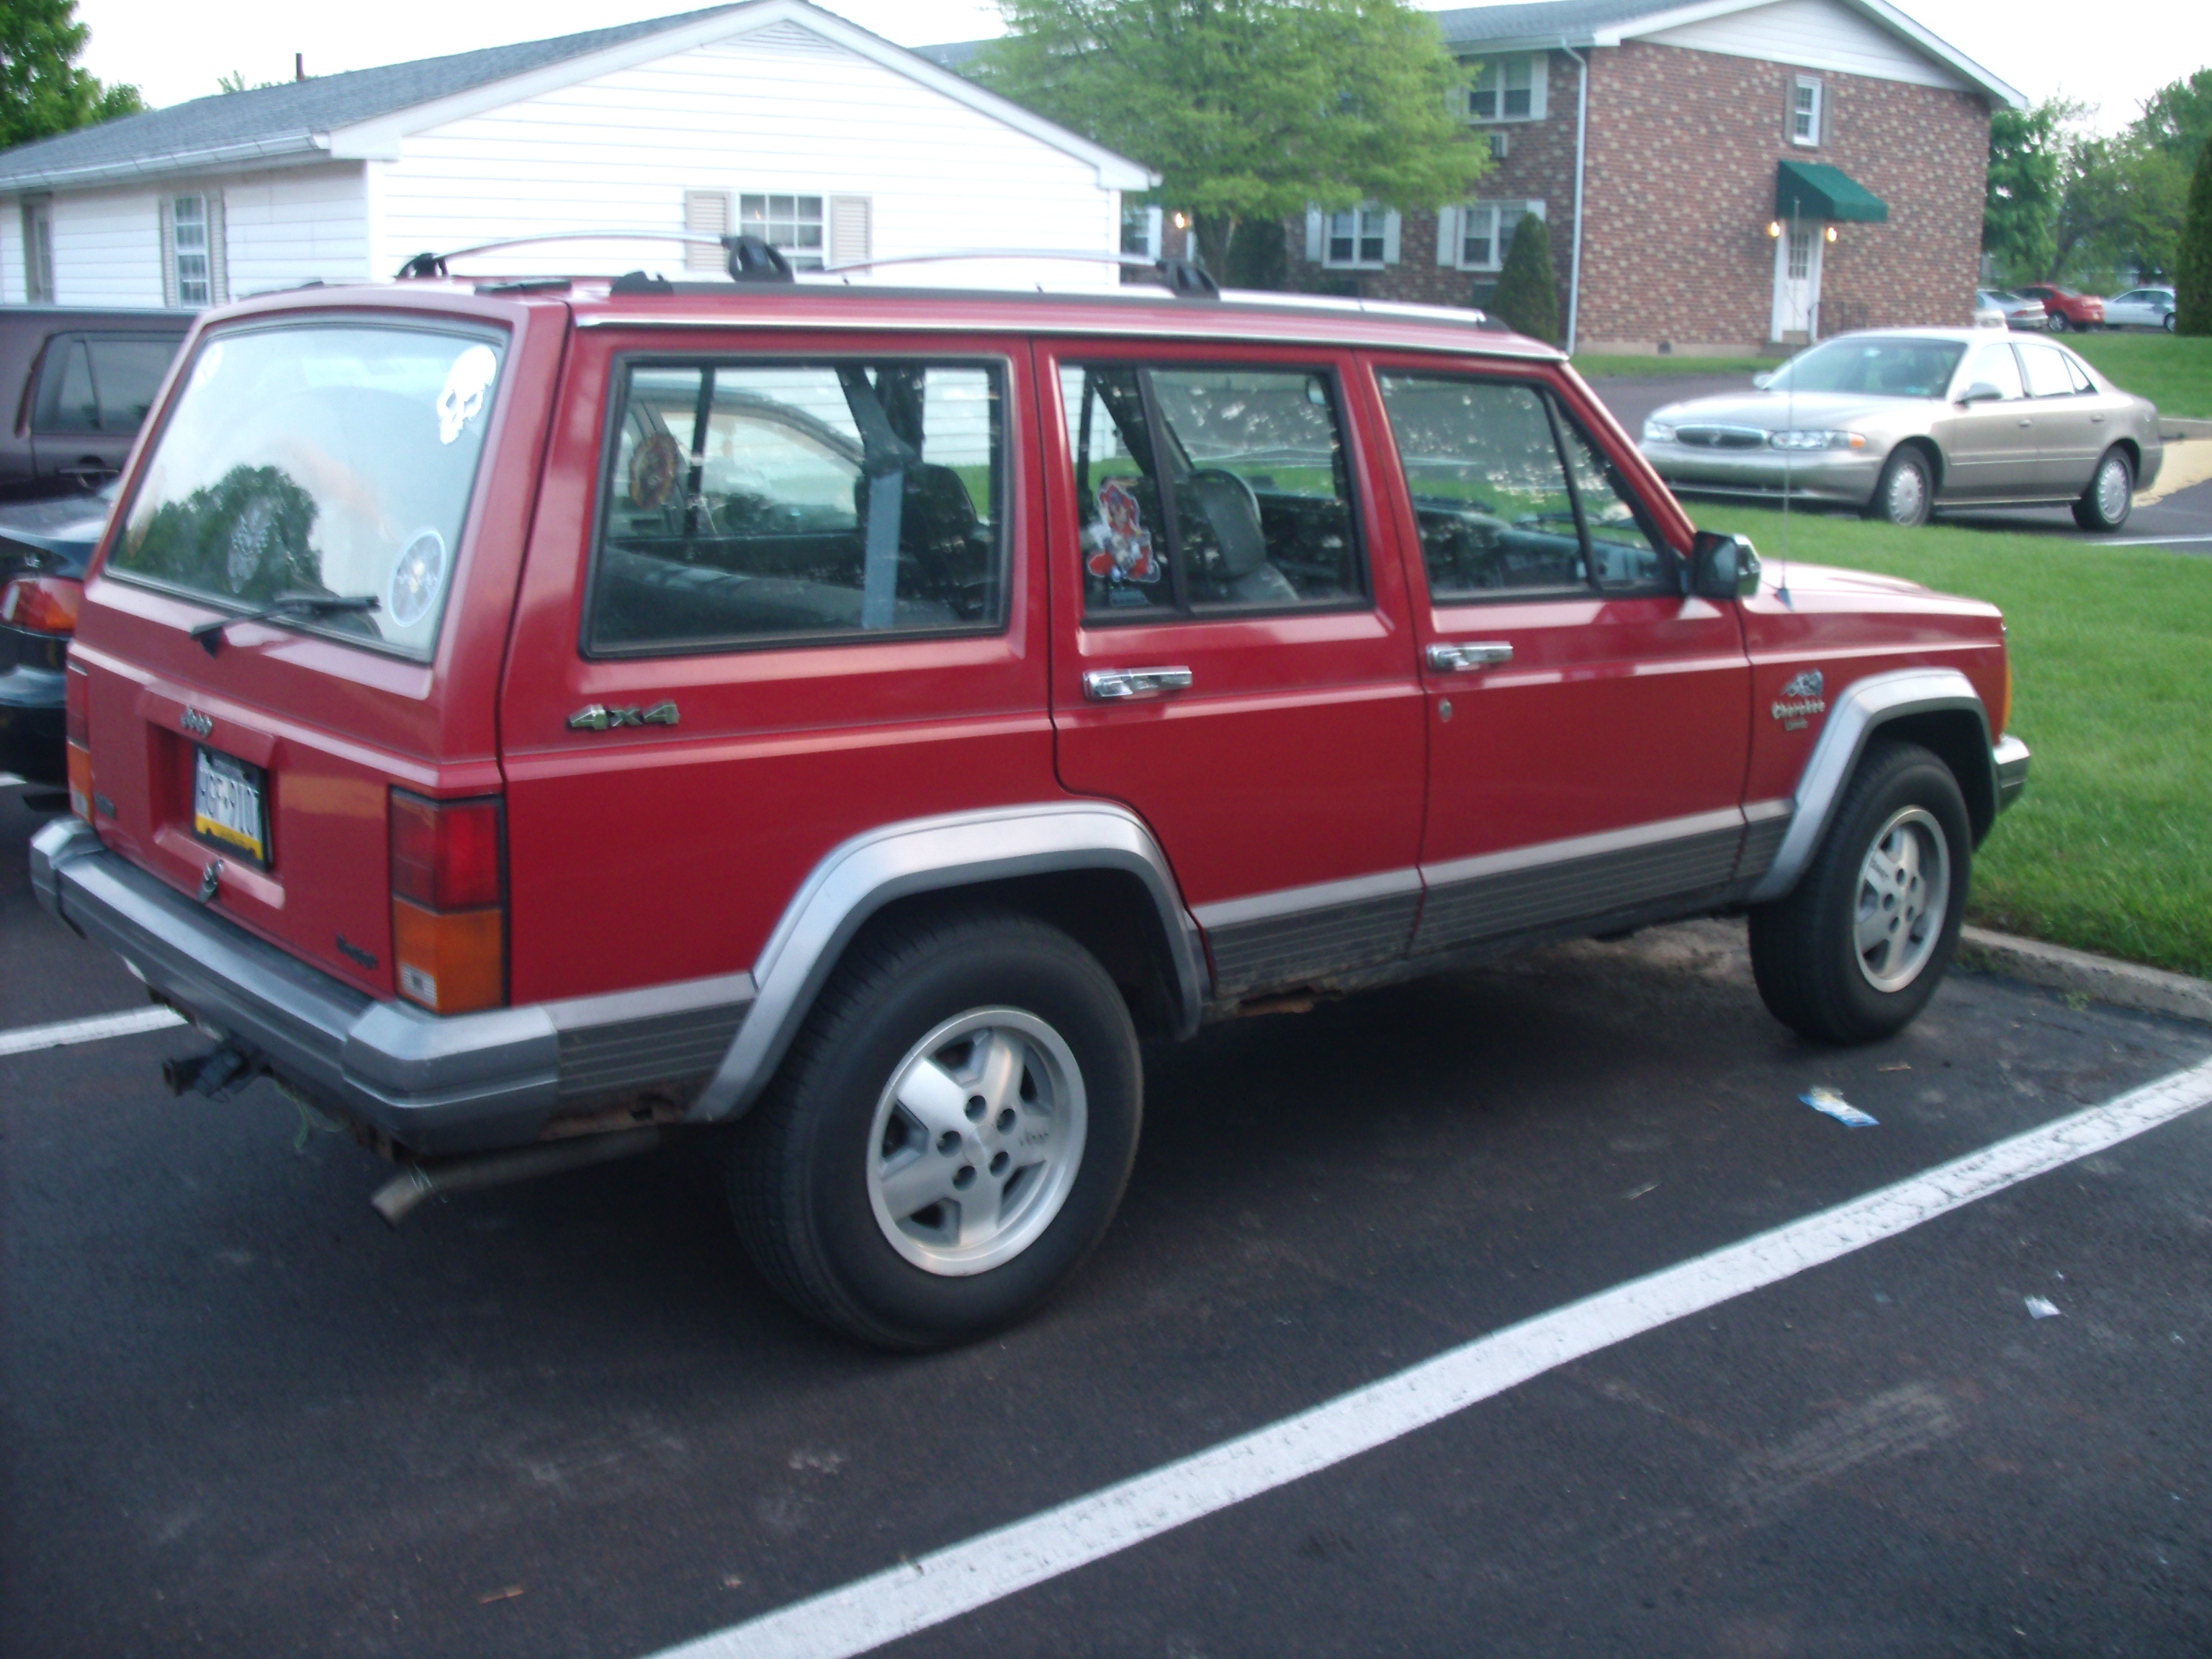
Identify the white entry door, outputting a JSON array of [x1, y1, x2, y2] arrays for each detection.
[[1770, 224, 1823, 341]]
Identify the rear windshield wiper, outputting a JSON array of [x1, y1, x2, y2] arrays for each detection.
[[190, 593, 379, 656]]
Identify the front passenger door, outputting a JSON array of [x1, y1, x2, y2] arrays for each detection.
[[1940, 341, 2038, 500], [1368, 364, 1753, 957]]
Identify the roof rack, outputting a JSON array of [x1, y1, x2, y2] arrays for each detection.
[[392, 231, 1219, 297]]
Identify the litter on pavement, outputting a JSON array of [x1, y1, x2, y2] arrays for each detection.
[[1801, 1087, 1879, 1128], [2025, 1297, 2063, 1320]]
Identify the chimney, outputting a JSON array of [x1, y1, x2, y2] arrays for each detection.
[[295, 53, 305, 81]]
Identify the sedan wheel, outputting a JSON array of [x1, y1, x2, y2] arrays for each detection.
[[2047, 313, 2067, 333], [2166, 313, 2177, 333], [2072, 446, 2134, 532], [1866, 448, 1932, 527]]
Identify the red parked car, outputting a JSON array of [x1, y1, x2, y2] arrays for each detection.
[[2015, 284, 2105, 333], [32, 243, 2028, 1348]]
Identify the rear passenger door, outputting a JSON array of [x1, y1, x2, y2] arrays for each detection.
[[2013, 338, 2107, 495], [499, 329, 1058, 1007], [1040, 343, 1427, 1002], [28, 333, 181, 489], [1365, 360, 1755, 957]]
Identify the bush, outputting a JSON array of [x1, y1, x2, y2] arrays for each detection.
[[1490, 212, 1560, 345], [2179, 132, 2212, 335]]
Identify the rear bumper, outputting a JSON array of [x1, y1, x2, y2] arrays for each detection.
[[31, 817, 753, 1156]]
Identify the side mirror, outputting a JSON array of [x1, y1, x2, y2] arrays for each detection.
[[1957, 381, 2004, 405], [1689, 531, 1761, 601], [1750, 372, 1776, 390]]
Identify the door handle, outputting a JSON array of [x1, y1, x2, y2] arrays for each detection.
[[1083, 666, 1194, 701], [2016, 418, 2032, 428], [1426, 641, 1513, 673]]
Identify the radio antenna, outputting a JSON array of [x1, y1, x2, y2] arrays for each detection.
[[1775, 202, 1800, 611]]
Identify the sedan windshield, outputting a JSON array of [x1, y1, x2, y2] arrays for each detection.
[[1764, 337, 1965, 400]]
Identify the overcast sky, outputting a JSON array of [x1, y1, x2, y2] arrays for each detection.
[[73, 0, 2211, 136]]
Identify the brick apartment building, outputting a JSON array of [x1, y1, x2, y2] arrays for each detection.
[[1289, 0, 2023, 353]]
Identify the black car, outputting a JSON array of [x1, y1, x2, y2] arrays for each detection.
[[1, 307, 190, 501], [0, 484, 111, 783]]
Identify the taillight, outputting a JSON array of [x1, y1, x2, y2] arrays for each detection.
[[389, 789, 505, 1014], [65, 661, 91, 821], [0, 575, 83, 635]]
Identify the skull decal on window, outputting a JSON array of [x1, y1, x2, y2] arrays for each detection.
[[436, 344, 500, 446]]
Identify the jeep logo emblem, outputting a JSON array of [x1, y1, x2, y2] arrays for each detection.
[[181, 709, 215, 737]]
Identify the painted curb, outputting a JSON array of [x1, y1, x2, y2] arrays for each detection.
[[2161, 418, 2212, 440], [1957, 926, 2212, 1026]]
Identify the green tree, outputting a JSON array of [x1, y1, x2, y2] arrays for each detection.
[[978, 0, 1484, 276], [1488, 210, 1557, 343], [2132, 68, 2212, 166], [2056, 131, 2190, 282], [1982, 99, 2072, 282], [2177, 132, 2212, 335], [0, 0, 143, 150]]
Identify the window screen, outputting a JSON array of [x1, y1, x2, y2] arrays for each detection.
[[1059, 362, 1367, 621], [588, 359, 1004, 654]]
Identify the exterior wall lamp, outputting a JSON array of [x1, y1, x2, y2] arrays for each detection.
[[1767, 220, 1782, 238], [1824, 225, 1839, 243]]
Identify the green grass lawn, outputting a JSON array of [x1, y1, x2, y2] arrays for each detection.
[[1571, 354, 1784, 380], [2065, 332, 2212, 421], [1686, 503, 2212, 979]]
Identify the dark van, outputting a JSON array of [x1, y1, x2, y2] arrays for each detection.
[[1, 307, 191, 500]]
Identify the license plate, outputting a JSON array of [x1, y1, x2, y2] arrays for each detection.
[[192, 748, 269, 866]]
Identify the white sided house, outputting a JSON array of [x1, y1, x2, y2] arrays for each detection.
[[0, 0, 1153, 307]]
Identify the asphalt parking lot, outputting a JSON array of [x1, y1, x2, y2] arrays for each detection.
[[1589, 371, 2212, 555], [6, 778, 2211, 1659]]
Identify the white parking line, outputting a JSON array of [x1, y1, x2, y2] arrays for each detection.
[[0, 1005, 186, 1058], [647, 1053, 2212, 1659]]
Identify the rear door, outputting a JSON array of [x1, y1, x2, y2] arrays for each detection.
[[498, 327, 1056, 1006], [71, 298, 557, 998], [2014, 338, 2110, 494], [28, 333, 181, 490], [1039, 341, 1426, 1002], [1364, 357, 1755, 957]]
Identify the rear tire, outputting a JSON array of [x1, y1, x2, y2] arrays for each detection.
[[1748, 740, 1971, 1045], [1865, 447, 1933, 526], [2047, 313, 2067, 333], [729, 909, 1141, 1350], [2071, 446, 2134, 531]]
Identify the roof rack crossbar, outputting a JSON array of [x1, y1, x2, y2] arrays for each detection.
[[392, 234, 1220, 297]]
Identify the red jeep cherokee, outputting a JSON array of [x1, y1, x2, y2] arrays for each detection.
[[32, 247, 2028, 1348]]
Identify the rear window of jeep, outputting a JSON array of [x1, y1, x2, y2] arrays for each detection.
[[585, 358, 1007, 655], [109, 322, 505, 660]]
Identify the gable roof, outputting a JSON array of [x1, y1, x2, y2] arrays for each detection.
[[1430, 0, 2022, 106], [0, 0, 1151, 194]]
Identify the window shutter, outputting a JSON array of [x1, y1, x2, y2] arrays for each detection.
[[158, 197, 177, 308], [1381, 212, 1401, 266], [207, 191, 228, 305], [1435, 207, 1460, 266], [1304, 208, 1324, 262], [828, 195, 871, 269], [1528, 54, 1548, 121], [683, 189, 730, 271]]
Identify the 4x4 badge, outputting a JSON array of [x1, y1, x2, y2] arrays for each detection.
[[567, 701, 679, 732]]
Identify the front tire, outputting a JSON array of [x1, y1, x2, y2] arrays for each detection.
[[2072, 446, 2134, 531], [1748, 740, 1971, 1045], [1866, 447, 1933, 526], [729, 909, 1141, 1349], [2047, 313, 2067, 333]]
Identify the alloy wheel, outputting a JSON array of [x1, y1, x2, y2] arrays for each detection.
[[1853, 806, 1951, 993]]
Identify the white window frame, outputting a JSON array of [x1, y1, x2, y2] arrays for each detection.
[[1460, 54, 1547, 124], [1120, 204, 1164, 261], [1314, 205, 1401, 270], [1791, 76, 1823, 147], [739, 192, 827, 270], [1437, 200, 1547, 273], [161, 191, 225, 310], [688, 189, 869, 272]]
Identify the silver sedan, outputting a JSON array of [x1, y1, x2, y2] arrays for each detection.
[[1637, 328, 2164, 530]]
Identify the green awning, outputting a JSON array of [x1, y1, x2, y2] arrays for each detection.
[[1775, 160, 1888, 223]]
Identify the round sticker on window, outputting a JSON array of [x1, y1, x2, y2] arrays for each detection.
[[226, 497, 276, 593], [387, 529, 447, 629], [436, 344, 499, 445]]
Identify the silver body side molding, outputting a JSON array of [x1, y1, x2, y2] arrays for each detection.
[[1745, 667, 1992, 904], [688, 801, 1205, 1123]]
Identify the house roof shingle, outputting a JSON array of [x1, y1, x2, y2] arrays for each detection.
[[0, 3, 752, 192]]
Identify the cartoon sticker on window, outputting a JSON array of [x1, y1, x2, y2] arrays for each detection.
[[1084, 478, 1159, 585], [436, 344, 499, 445], [629, 430, 685, 510]]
